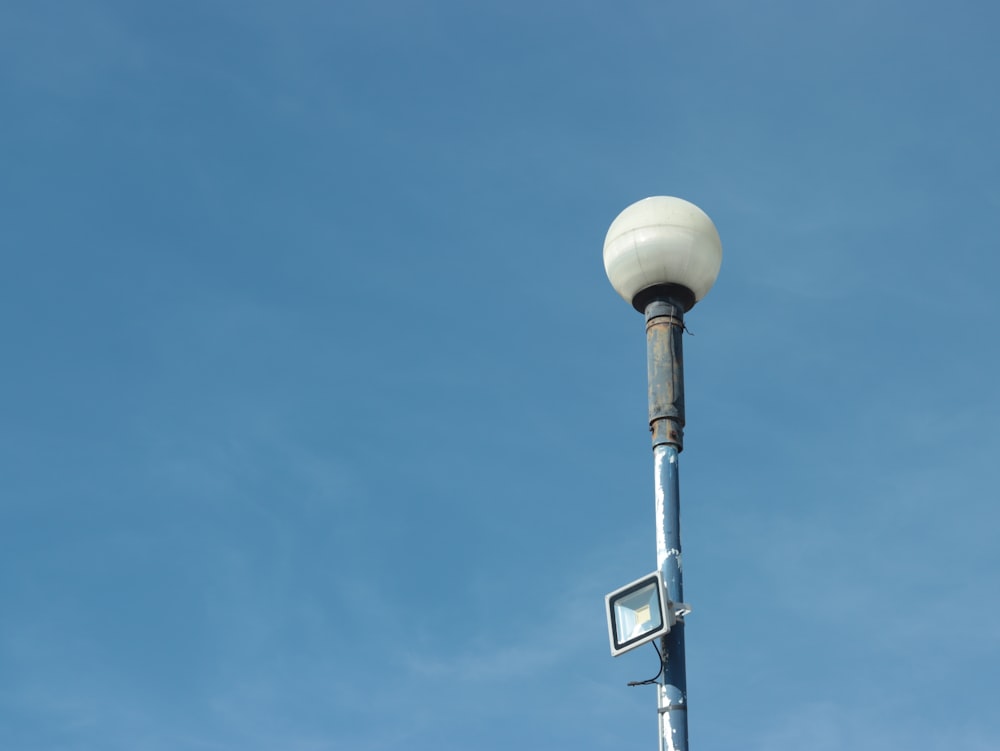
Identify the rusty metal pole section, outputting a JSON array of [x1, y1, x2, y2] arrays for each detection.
[[602, 196, 722, 751], [645, 291, 690, 751]]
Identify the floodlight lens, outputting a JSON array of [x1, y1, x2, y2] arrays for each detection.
[[613, 581, 663, 645]]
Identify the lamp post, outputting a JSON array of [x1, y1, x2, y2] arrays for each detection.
[[603, 197, 722, 751]]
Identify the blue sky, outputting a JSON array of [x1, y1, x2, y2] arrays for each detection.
[[2, 0, 999, 749]]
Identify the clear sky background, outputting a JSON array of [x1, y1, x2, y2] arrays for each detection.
[[2, 1, 999, 749]]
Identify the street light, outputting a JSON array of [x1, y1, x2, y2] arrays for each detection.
[[602, 196, 722, 751]]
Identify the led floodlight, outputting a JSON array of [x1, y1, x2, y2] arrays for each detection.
[[605, 571, 672, 657]]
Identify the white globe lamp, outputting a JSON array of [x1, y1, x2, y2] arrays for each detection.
[[603, 196, 722, 311]]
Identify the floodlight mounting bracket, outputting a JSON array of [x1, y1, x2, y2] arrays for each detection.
[[671, 602, 692, 622]]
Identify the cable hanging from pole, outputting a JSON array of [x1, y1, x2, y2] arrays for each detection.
[[627, 640, 668, 687]]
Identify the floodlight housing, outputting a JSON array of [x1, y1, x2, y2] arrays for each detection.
[[605, 571, 673, 657]]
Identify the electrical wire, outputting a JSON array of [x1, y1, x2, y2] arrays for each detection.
[[627, 640, 666, 687]]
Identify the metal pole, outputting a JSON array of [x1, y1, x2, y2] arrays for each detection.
[[644, 290, 690, 751]]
